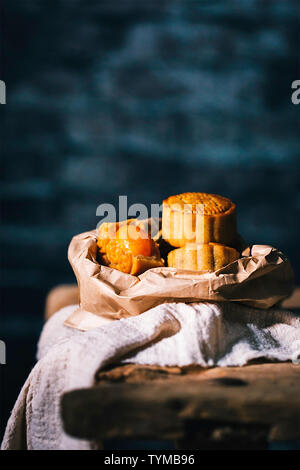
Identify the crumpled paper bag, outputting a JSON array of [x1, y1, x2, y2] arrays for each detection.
[[64, 224, 294, 331]]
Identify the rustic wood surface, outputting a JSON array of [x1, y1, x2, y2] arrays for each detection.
[[45, 284, 300, 447], [45, 284, 78, 320], [61, 362, 300, 445], [281, 287, 300, 310]]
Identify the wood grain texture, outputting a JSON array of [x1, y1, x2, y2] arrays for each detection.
[[281, 287, 300, 310], [44, 284, 78, 320], [61, 363, 300, 443], [52, 285, 299, 447]]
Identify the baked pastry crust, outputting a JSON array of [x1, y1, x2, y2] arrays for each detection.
[[167, 242, 240, 272], [97, 219, 164, 276], [162, 192, 236, 247]]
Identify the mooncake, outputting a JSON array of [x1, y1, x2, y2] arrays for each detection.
[[167, 242, 240, 272], [162, 192, 236, 247], [97, 219, 164, 276]]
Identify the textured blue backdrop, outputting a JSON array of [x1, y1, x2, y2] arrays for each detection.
[[0, 0, 300, 445], [1, 0, 299, 309]]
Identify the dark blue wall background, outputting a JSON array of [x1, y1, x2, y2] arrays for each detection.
[[1, 0, 300, 311], [0, 1, 300, 436]]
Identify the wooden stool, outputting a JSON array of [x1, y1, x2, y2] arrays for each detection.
[[45, 286, 300, 450], [61, 362, 300, 450]]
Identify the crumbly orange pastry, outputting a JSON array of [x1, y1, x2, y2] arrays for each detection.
[[162, 192, 236, 247], [167, 242, 240, 272], [97, 219, 164, 275]]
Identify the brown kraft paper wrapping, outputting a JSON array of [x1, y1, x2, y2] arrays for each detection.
[[64, 229, 294, 331]]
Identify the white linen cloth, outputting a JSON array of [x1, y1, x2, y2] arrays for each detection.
[[2, 302, 300, 450]]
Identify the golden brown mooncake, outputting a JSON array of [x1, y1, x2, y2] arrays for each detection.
[[162, 192, 236, 247], [97, 219, 164, 276], [167, 242, 240, 272]]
